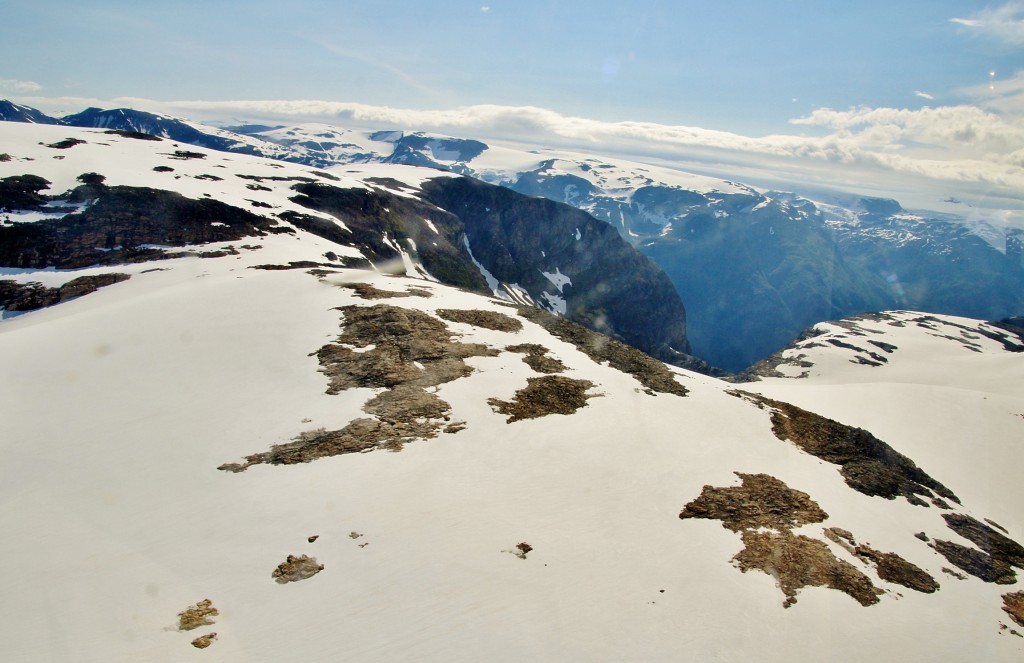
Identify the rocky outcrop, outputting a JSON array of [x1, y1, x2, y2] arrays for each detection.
[[0, 273, 129, 312], [680, 473, 883, 608], [735, 392, 959, 506], [488, 375, 597, 422], [0, 184, 288, 268]]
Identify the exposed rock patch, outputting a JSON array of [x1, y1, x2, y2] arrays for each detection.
[[46, 138, 86, 149], [735, 529, 882, 608], [272, 554, 323, 584], [488, 375, 596, 422], [0, 273, 129, 312], [104, 129, 161, 141], [930, 513, 1024, 584], [191, 633, 217, 649], [1003, 591, 1024, 628], [437, 308, 523, 332], [177, 599, 218, 631], [824, 528, 938, 593], [679, 473, 890, 607], [318, 305, 497, 393], [505, 343, 567, 374], [735, 392, 958, 506], [0, 185, 286, 269], [220, 305, 495, 469], [517, 306, 687, 396], [943, 513, 1024, 568], [339, 282, 433, 299], [930, 539, 1017, 584], [680, 473, 828, 532]]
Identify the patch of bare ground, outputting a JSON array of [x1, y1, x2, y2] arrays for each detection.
[[1003, 591, 1024, 627], [488, 375, 597, 422], [319, 305, 497, 392], [505, 343, 567, 374], [679, 473, 828, 532], [824, 528, 939, 593], [340, 281, 433, 300], [272, 554, 324, 584], [930, 513, 1024, 584], [680, 473, 886, 607], [437, 308, 523, 332], [177, 599, 218, 631], [735, 529, 883, 608], [516, 306, 687, 396], [733, 392, 959, 507], [220, 305, 495, 470], [191, 633, 217, 649]]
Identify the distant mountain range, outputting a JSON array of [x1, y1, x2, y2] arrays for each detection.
[[2, 100, 1021, 372]]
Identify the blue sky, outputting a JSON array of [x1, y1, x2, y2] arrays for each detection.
[[3, 1, 1024, 217], [2, 1, 1017, 132]]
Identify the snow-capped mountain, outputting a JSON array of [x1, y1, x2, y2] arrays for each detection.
[[1, 118, 1022, 661], [235, 121, 1024, 373], [6, 101, 1020, 374]]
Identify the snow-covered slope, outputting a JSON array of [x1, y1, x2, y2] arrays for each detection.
[[743, 311, 1024, 536], [2, 122, 1024, 662]]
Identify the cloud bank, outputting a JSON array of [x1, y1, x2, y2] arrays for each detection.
[[14, 91, 1024, 219], [0, 79, 42, 93]]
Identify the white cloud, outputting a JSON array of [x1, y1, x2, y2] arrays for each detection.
[[0, 79, 42, 93], [950, 2, 1024, 46], [914, 90, 935, 100], [12, 93, 1024, 218]]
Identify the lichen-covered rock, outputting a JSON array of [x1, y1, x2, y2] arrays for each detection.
[[177, 599, 218, 631], [272, 554, 324, 584], [680, 473, 828, 532], [488, 375, 596, 422]]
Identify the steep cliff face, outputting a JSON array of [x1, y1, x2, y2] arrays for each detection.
[[417, 176, 693, 363]]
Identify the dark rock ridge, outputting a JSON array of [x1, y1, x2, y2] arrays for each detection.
[[0, 273, 130, 312], [930, 513, 1024, 584], [735, 392, 959, 506], [0, 183, 287, 269]]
